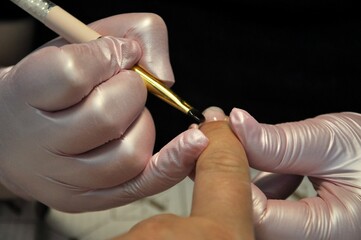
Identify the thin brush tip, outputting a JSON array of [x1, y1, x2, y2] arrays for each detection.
[[188, 108, 205, 124]]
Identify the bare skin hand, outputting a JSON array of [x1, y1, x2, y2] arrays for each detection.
[[113, 119, 254, 240]]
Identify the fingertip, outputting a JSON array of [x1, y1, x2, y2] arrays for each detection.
[[229, 108, 260, 143], [185, 128, 209, 150], [230, 108, 255, 124], [167, 129, 208, 168], [188, 123, 199, 129], [155, 128, 208, 169]]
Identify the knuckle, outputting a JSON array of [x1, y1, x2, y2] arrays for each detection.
[[15, 46, 86, 106], [139, 13, 166, 29], [91, 102, 121, 135], [57, 52, 85, 89], [101, 36, 141, 70], [198, 150, 244, 173]]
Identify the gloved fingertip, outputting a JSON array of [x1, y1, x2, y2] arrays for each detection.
[[229, 108, 255, 124], [230, 108, 258, 128], [229, 108, 261, 145], [188, 123, 199, 129], [202, 106, 227, 122], [186, 128, 209, 149]]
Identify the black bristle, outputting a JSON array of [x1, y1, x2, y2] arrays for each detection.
[[188, 108, 205, 123]]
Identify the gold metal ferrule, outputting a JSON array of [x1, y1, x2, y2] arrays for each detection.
[[132, 66, 193, 114]]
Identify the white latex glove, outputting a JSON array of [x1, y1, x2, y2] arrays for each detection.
[[0, 13, 208, 212], [229, 108, 361, 240]]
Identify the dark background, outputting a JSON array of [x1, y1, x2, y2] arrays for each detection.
[[3, 1, 361, 151]]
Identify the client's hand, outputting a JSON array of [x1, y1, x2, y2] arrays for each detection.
[[113, 108, 255, 240]]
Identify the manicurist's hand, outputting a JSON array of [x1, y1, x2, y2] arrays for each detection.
[[0, 13, 207, 212], [230, 108, 361, 239], [113, 108, 255, 240]]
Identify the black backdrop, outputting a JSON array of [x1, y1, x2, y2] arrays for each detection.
[[3, 0, 361, 151]]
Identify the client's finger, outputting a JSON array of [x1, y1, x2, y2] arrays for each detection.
[[191, 120, 254, 238]]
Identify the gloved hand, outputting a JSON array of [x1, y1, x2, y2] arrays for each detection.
[[0, 13, 208, 213], [229, 108, 361, 240]]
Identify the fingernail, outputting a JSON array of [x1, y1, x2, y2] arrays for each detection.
[[203, 106, 226, 121]]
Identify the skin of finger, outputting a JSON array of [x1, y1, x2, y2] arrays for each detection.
[[113, 214, 235, 240], [111, 122, 253, 239], [191, 121, 254, 239]]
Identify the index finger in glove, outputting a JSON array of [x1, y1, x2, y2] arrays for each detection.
[[63, 128, 208, 212], [229, 108, 361, 176]]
